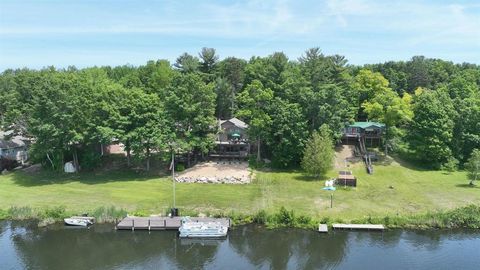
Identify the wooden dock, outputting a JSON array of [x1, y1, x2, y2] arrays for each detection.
[[116, 216, 231, 231], [332, 223, 385, 231], [318, 224, 328, 233]]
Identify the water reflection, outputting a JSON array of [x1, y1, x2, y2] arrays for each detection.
[[228, 226, 348, 269], [10, 221, 219, 270], [3, 221, 479, 270]]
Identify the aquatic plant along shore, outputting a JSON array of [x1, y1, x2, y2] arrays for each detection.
[[1, 205, 480, 230]]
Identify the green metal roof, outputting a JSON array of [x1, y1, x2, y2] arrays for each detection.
[[348, 122, 385, 129]]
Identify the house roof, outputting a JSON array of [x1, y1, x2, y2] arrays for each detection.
[[220, 117, 248, 129], [348, 122, 385, 129], [0, 131, 26, 149]]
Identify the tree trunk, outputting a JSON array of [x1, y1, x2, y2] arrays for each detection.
[[46, 153, 55, 170], [257, 137, 261, 162], [126, 140, 131, 167], [72, 146, 80, 173], [384, 126, 389, 156], [146, 146, 150, 171]]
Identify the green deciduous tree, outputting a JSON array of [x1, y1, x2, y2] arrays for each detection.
[[267, 99, 308, 167], [164, 73, 216, 165], [237, 80, 274, 162], [408, 89, 455, 168]]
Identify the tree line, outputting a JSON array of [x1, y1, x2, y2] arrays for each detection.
[[0, 48, 479, 171]]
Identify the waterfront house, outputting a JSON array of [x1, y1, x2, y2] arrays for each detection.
[[342, 121, 385, 146], [210, 117, 249, 158], [0, 131, 29, 164]]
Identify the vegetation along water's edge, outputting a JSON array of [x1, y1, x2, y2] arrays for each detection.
[[1, 205, 479, 230]]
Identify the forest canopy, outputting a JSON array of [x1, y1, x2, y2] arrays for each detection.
[[0, 48, 479, 170]]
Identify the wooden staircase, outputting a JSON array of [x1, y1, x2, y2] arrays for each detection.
[[357, 135, 373, 174]]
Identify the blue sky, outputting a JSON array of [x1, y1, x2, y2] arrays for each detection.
[[1, 0, 479, 70]]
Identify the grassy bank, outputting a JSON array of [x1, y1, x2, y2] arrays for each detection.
[[0, 156, 479, 228]]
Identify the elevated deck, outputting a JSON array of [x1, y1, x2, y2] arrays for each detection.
[[332, 223, 385, 231], [116, 216, 231, 231]]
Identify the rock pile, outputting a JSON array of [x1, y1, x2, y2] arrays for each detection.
[[175, 175, 250, 184]]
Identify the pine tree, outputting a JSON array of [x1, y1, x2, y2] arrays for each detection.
[[301, 124, 334, 178]]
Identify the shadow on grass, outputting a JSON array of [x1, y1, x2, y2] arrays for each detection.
[[292, 174, 330, 182], [9, 169, 164, 187], [455, 183, 479, 189], [374, 154, 430, 172]]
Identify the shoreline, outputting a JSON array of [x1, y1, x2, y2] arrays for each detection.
[[2, 204, 479, 230]]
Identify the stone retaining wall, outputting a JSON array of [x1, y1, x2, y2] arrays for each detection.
[[175, 176, 250, 184]]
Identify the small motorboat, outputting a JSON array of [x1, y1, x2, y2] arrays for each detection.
[[179, 217, 228, 238], [64, 217, 94, 227]]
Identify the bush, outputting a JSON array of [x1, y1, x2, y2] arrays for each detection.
[[8, 206, 35, 220], [42, 206, 66, 219], [440, 157, 458, 173], [131, 210, 149, 217], [296, 215, 313, 228], [274, 206, 295, 227], [0, 208, 9, 219], [79, 149, 102, 170], [320, 216, 330, 224], [253, 210, 268, 224], [176, 163, 185, 172], [0, 157, 19, 171], [93, 206, 127, 223]]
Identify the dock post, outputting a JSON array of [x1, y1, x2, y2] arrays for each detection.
[[132, 219, 135, 231], [148, 219, 151, 231]]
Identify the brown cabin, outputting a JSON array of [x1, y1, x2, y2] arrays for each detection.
[[210, 117, 249, 158]]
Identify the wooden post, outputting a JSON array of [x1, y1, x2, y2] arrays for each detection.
[[132, 219, 135, 231], [330, 194, 333, 208], [148, 219, 151, 231]]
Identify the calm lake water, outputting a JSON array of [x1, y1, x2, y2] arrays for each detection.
[[1, 221, 479, 270]]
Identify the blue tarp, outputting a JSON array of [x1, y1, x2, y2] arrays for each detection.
[[322, 187, 336, 191]]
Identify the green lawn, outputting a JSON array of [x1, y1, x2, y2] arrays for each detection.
[[0, 156, 479, 221]]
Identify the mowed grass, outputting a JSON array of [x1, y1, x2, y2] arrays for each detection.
[[0, 157, 479, 220]]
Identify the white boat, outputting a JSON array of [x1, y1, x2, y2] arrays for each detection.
[[64, 218, 93, 227], [179, 217, 228, 238]]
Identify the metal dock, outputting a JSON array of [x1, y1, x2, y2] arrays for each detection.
[[318, 224, 328, 233], [116, 216, 231, 231], [332, 223, 385, 231]]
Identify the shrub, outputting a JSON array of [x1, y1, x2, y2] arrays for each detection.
[[0, 208, 9, 219], [176, 163, 185, 172], [93, 206, 127, 223], [42, 206, 66, 219], [274, 206, 295, 227], [320, 216, 330, 224], [8, 206, 35, 220], [296, 215, 313, 228], [79, 149, 102, 170], [440, 157, 458, 173], [0, 157, 19, 171], [253, 210, 268, 224], [131, 210, 149, 217]]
